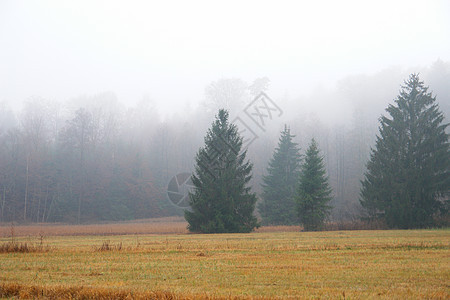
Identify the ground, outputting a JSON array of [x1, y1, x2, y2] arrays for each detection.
[[0, 219, 448, 299]]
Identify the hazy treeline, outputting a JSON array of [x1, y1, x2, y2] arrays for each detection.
[[1, 60, 449, 223], [0, 94, 209, 223]]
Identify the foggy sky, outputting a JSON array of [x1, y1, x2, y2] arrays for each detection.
[[1, 0, 449, 116]]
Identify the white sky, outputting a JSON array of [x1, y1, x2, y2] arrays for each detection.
[[1, 0, 449, 116]]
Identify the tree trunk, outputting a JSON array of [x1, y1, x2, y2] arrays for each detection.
[[24, 154, 30, 222], [1, 186, 6, 222]]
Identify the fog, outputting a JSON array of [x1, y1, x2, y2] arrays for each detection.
[[0, 1, 449, 223], [1, 0, 449, 115]]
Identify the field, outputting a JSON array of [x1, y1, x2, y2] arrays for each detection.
[[0, 221, 449, 299]]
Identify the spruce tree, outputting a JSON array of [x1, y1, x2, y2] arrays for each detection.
[[185, 109, 259, 233], [296, 138, 333, 231], [360, 74, 449, 228], [259, 125, 301, 225]]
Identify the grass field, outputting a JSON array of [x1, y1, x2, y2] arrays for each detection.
[[0, 222, 448, 299]]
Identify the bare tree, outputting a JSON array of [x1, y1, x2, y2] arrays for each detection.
[[60, 108, 93, 223], [203, 78, 250, 114]]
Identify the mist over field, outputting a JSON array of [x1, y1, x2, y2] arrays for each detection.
[[0, 0, 449, 224]]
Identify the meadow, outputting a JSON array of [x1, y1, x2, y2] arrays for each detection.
[[0, 220, 448, 299]]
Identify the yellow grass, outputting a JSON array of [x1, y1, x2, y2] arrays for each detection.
[[0, 227, 449, 299]]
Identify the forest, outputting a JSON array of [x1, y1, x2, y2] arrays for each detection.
[[0, 60, 449, 224]]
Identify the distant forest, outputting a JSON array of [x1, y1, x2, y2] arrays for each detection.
[[1, 60, 449, 223]]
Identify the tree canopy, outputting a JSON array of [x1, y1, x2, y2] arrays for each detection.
[[296, 139, 333, 231], [185, 109, 259, 233], [360, 74, 450, 228], [259, 125, 301, 225]]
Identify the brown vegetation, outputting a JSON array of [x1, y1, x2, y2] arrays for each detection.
[[94, 240, 123, 252], [0, 282, 239, 300], [0, 218, 418, 238], [0, 241, 50, 253], [323, 219, 388, 231], [0, 229, 448, 299], [0, 217, 188, 237], [255, 220, 388, 232]]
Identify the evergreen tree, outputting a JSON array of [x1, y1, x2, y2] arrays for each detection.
[[259, 125, 301, 225], [360, 74, 449, 228], [296, 138, 333, 231], [185, 109, 259, 233]]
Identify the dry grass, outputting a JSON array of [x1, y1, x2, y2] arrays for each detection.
[[0, 229, 448, 299], [254, 225, 302, 232], [0, 218, 394, 238], [94, 240, 123, 252], [0, 282, 222, 300], [0, 241, 50, 253], [323, 219, 389, 231], [0, 217, 188, 237]]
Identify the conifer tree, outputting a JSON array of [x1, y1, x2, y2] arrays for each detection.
[[361, 74, 449, 228], [259, 125, 301, 225], [296, 138, 333, 231], [185, 109, 259, 233]]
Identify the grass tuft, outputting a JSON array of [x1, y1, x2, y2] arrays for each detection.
[[94, 240, 123, 251], [0, 241, 49, 253]]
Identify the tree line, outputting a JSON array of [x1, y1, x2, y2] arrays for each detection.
[[0, 95, 186, 223], [0, 64, 449, 226], [186, 74, 448, 232]]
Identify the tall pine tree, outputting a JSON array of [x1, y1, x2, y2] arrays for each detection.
[[259, 125, 301, 225], [361, 74, 449, 228], [296, 138, 333, 231], [185, 109, 259, 233]]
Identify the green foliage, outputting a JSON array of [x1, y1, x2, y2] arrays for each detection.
[[185, 109, 259, 233], [360, 74, 450, 228], [259, 125, 301, 225], [296, 139, 333, 231]]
